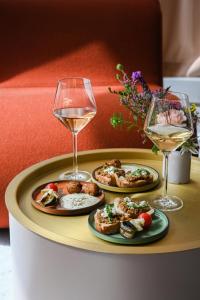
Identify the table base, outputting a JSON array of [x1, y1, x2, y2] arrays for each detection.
[[10, 215, 200, 300]]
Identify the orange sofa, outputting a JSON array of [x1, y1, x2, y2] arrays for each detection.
[[0, 0, 162, 227]]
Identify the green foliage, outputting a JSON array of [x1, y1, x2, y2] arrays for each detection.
[[116, 64, 124, 72], [151, 144, 159, 154], [180, 138, 199, 155], [110, 113, 124, 128]]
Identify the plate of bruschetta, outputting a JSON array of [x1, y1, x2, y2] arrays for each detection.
[[92, 159, 160, 193], [88, 197, 169, 245]]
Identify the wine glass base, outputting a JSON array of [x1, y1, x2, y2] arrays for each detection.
[[58, 170, 91, 181], [152, 195, 183, 211]]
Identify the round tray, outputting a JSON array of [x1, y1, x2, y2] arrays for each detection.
[[88, 209, 169, 245], [32, 180, 105, 216], [6, 148, 200, 254], [92, 162, 160, 193]]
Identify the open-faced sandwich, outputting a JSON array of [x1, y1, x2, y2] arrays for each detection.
[[94, 197, 154, 238], [114, 197, 151, 220], [94, 159, 125, 186], [94, 159, 153, 188], [94, 204, 120, 234]]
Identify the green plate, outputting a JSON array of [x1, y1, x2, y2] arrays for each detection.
[[88, 209, 169, 245], [92, 163, 160, 193]]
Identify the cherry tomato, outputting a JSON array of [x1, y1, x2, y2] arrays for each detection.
[[138, 212, 152, 228], [46, 183, 58, 192]]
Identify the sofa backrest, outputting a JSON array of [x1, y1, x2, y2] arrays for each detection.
[[0, 0, 162, 87]]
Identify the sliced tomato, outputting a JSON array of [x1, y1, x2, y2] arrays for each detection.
[[46, 183, 58, 192], [138, 212, 152, 228]]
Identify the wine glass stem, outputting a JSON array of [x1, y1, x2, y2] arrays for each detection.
[[72, 132, 78, 175], [163, 151, 169, 197]]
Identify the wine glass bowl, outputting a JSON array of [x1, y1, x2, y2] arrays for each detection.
[[53, 78, 97, 181], [144, 91, 193, 211]]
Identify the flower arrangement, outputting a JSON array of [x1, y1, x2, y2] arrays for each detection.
[[156, 109, 187, 125], [109, 64, 199, 155]]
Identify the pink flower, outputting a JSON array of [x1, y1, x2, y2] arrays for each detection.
[[157, 109, 186, 125]]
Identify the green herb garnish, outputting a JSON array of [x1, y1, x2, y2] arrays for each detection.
[[105, 204, 114, 223], [132, 168, 150, 176]]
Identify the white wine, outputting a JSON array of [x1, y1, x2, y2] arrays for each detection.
[[145, 124, 193, 152], [53, 107, 96, 134]]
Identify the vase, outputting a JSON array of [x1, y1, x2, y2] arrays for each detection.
[[163, 151, 191, 184]]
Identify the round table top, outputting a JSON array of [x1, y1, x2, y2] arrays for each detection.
[[5, 148, 200, 254]]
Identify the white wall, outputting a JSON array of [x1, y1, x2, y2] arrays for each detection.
[[163, 77, 200, 104]]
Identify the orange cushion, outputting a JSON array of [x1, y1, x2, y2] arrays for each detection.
[[0, 85, 155, 228]]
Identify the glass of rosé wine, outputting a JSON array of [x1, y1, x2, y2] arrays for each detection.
[[53, 78, 96, 181], [144, 92, 193, 211]]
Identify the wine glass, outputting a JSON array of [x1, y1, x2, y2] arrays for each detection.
[[144, 91, 193, 211], [53, 77, 97, 181]]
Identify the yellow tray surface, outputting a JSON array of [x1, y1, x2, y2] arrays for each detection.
[[5, 148, 200, 254]]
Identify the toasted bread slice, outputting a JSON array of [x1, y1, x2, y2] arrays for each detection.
[[114, 197, 138, 219], [114, 197, 151, 219], [94, 210, 120, 235], [114, 173, 153, 188], [95, 171, 117, 186]]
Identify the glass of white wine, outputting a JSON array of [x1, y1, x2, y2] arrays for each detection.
[[53, 77, 97, 181], [144, 91, 193, 211]]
